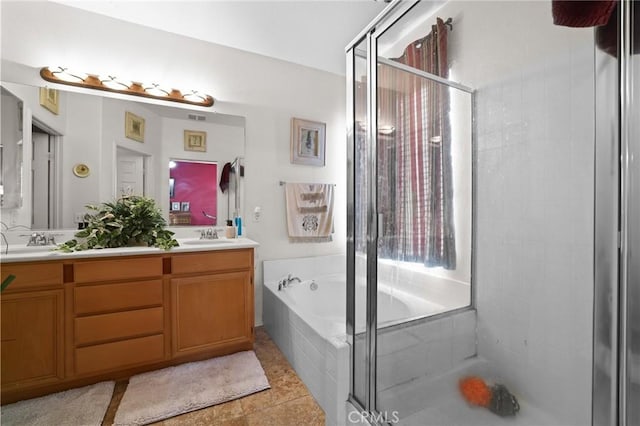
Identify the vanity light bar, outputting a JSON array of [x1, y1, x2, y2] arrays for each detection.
[[40, 66, 214, 107]]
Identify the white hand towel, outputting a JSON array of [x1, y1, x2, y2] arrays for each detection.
[[285, 183, 334, 242]]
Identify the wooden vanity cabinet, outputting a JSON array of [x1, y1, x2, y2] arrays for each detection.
[[1, 263, 65, 394], [0, 247, 255, 404], [171, 249, 254, 359]]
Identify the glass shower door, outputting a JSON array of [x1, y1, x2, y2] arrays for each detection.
[[374, 44, 474, 421]]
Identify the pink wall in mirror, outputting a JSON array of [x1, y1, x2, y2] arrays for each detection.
[[170, 161, 217, 225]]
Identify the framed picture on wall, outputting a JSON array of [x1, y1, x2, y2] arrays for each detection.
[[125, 111, 145, 142], [184, 130, 207, 152], [171, 201, 180, 211], [39, 87, 59, 115], [290, 117, 326, 166]]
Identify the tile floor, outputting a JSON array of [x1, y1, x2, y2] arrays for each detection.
[[101, 327, 325, 426]]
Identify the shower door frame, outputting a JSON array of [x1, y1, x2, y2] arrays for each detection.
[[346, 0, 476, 419], [346, 2, 413, 416], [593, 1, 638, 425]]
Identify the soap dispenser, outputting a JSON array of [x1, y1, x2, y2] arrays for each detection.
[[225, 220, 236, 238]]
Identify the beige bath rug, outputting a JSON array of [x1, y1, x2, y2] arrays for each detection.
[[0, 380, 115, 426], [113, 350, 270, 425]]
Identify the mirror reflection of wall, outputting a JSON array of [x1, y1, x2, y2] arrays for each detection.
[[0, 87, 24, 211], [169, 160, 217, 226], [0, 81, 246, 230]]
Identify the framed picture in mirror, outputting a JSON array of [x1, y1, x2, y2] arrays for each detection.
[[291, 117, 325, 166], [39, 87, 59, 115], [184, 130, 207, 152], [125, 111, 145, 142], [181, 201, 190, 212], [171, 201, 180, 211]]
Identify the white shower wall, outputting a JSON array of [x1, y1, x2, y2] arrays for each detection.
[[382, 2, 596, 424], [475, 49, 594, 425], [465, 4, 594, 425]]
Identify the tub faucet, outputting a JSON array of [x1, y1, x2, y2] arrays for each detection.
[[278, 274, 302, 291], [286, 273, 301, 284]]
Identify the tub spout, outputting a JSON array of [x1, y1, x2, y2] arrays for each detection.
[[286, 274, 302, 284], [278, 274, 302, 290]]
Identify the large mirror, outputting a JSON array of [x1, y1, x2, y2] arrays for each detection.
[[0, 81, 245, 229]]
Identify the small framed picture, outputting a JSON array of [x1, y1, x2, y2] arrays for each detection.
[[125, 111, 145, 142], [171, 201, 180, 211], [39, 87, 59, 115], [181, 201, 190, 212], [291, 118, 326, 166], [184, 130, 207, 152]]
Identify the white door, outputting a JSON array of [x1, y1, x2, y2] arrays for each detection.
[[32, 131, 50, 228], [116, 148, 144, 197]]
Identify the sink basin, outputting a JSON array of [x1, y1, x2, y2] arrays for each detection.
[[4, 245, 58, 255], [181, 238, 237, 245]]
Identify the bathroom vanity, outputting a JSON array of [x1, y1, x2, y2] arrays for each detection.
[[0, 240, 257, 404]]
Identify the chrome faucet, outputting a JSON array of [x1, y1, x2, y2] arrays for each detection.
[[277, 274, 302, 291], [287, 274, 302, 283], [200, 228, 219, 240], [21, 232, 57, 246], [27, 232, 47, 246]]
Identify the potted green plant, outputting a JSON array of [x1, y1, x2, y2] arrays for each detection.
[[57, 195, 179, 252]]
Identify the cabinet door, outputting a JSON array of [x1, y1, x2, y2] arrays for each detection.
[[1, 290, 64, 389], [171, 271, 251, 356]]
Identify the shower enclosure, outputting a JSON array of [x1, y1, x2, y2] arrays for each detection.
[[346, 1, 638, 425]]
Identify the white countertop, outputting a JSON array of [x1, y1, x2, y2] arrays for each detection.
[[0, 237, 259, 263]]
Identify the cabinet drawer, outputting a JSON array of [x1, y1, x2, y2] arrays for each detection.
[[172, 249, 252, 275], [74, 280, 162, 315], [74, 257, 162, 283], [75, 307, 163, 346], [1, 262, 63, 292], [75, 334, 164, 375]]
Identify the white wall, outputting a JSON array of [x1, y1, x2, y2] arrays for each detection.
[[61, 93, 103, 226], [1, 90, 24, 213], [1, 1, 347, 325]]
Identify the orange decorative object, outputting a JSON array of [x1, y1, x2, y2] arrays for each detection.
[[459, 376, 492, 407]]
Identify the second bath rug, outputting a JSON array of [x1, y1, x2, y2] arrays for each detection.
[[113, 350, 270, 425]]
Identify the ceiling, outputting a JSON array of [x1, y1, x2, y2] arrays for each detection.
[[52, 0, 388, 76]]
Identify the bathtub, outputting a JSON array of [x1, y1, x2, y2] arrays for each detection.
[[262, 255, 476, 425], [263, 273, 446, 340]]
